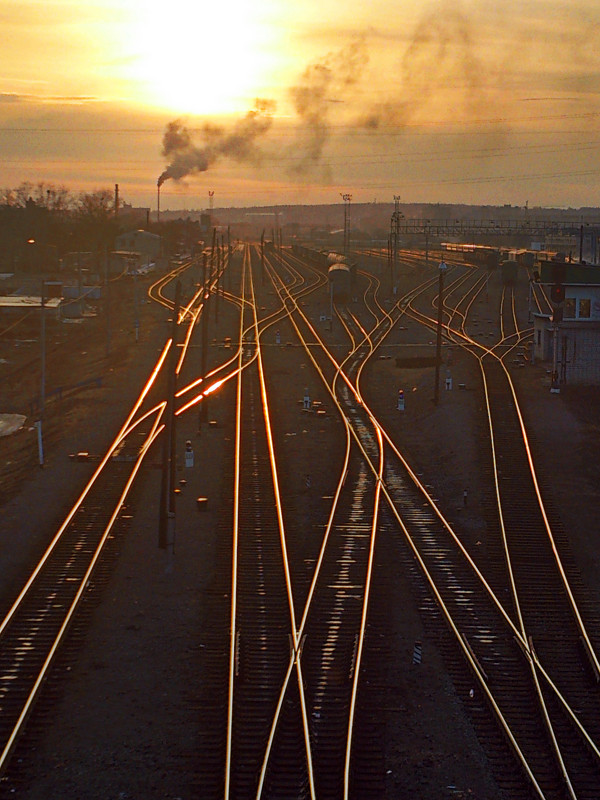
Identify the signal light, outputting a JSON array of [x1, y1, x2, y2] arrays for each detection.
[[550, 284, 565, 304]]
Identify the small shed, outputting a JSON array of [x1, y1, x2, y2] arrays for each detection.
[[0, 296, 62, 318]]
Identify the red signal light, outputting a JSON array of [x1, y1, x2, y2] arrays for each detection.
[[550, 284, 565, 304]]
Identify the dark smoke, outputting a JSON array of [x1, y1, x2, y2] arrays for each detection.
[[157, 7, 500, 188], [158, 99, 276, 187], [288, 36, 369, 174], [359, 8, 486, 131]]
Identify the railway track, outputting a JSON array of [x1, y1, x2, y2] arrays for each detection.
[[272, 246, 600, 797], [0, 345, 169, 794], [2, 241, 599, 799], [397, 254, 600, 797]]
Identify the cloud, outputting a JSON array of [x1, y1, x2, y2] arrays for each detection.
[[0, 93, 100, 105]]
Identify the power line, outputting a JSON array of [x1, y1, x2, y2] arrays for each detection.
[[1, 108, 600, 135]]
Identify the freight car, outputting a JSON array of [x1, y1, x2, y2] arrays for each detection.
[[291, 244, 330, 269], [441, 243, 500, 269], [501, 259, 518, 285], [513, 249, 536, 268], [293, 244, 357, 297], [328, 263, 351, 303], [468, 245, 501, 269]]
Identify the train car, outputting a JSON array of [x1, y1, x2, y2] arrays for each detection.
[[328, 263, 351, 303], [294, 244, 357, 296], [469, 246, 501, 269], [501, 259, 518, 285], [513, 249, 536, 268], [441, 243, 500, 269], [291, 244, 330, 270]]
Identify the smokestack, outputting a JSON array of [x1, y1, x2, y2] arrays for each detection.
[[157, 179, 161, 223], [114, 184, 119, 218]]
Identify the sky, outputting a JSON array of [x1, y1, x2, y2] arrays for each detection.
[[2, 0, 600, 211]]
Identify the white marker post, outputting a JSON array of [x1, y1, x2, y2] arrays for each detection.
[[34, 420, 44, 467]]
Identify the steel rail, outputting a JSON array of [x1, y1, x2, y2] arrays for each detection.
[[223, 245, 249, 800], [292, 274, 550, 795], [406, 270, 600, 682], [266, 255, 542, 794], [263, 251, 385, 797], [276, 255, 596, 784], [397, 261, 600, 784], [248, 255, 316, 800], [0, 412, 163, 774], [0, 339, 171, 638]]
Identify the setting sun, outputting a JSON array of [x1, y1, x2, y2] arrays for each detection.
[[123, 0, 278, 115]]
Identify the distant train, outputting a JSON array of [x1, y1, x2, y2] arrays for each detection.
[[441, 243, 501, 269], [292, 244, 357, 302], [501, 259, 518, 285], [328, 263, 351, 302], [441, 242, 543, 285]]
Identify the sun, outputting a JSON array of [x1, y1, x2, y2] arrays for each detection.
[[123, 0, 276, 115]]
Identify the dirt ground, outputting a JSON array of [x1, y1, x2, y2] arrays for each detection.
[[0, 262, 599, 799]]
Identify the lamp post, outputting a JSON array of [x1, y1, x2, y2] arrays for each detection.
[[40, 280, 46, 416], [340, 193, 352, 255], [433, 260, 447, 405], [390, 195, 403, 294], [35, 279, 48, 467]]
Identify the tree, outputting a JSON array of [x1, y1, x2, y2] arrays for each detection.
[[75, 189, 119, 257]]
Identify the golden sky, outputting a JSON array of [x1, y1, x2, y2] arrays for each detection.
[[2, 0, 600, 209]]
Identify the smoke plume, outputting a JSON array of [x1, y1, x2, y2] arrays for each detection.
[[158, 99, 276, 187], [156, 4, 503, 188], [359, 8, 485, 130], [288, 36, 369, 174]]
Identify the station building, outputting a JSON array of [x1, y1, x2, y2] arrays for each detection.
[[533, 262, 600, 385]]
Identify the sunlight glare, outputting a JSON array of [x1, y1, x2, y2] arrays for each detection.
[[125, 0, 276, 115]]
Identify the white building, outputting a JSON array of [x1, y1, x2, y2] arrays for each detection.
[[533, 262, 600, 385]]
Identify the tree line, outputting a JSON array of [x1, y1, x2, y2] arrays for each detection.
[[0, 182, 205, 272]]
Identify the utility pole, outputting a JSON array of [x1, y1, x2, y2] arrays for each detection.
[[200, 253, 209, 427], [105, 246, 111, 357], [390, 195, 402, 293], [340, 193, 352, 255], [433, 260, 447, 405], [159, 281, 181, 551], [227, 226, 232, 292], [40, 280, 46, 418], [215, 235, 222, 326]]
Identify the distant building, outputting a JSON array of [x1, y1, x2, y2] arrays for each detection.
[[118, 202, 151, 227], [533, 262, 600, 385], [114, 230, 161, 263]]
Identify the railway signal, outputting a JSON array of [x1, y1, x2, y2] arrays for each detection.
[[185, 440, 194, 468], [550, 283, 565, 304]]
